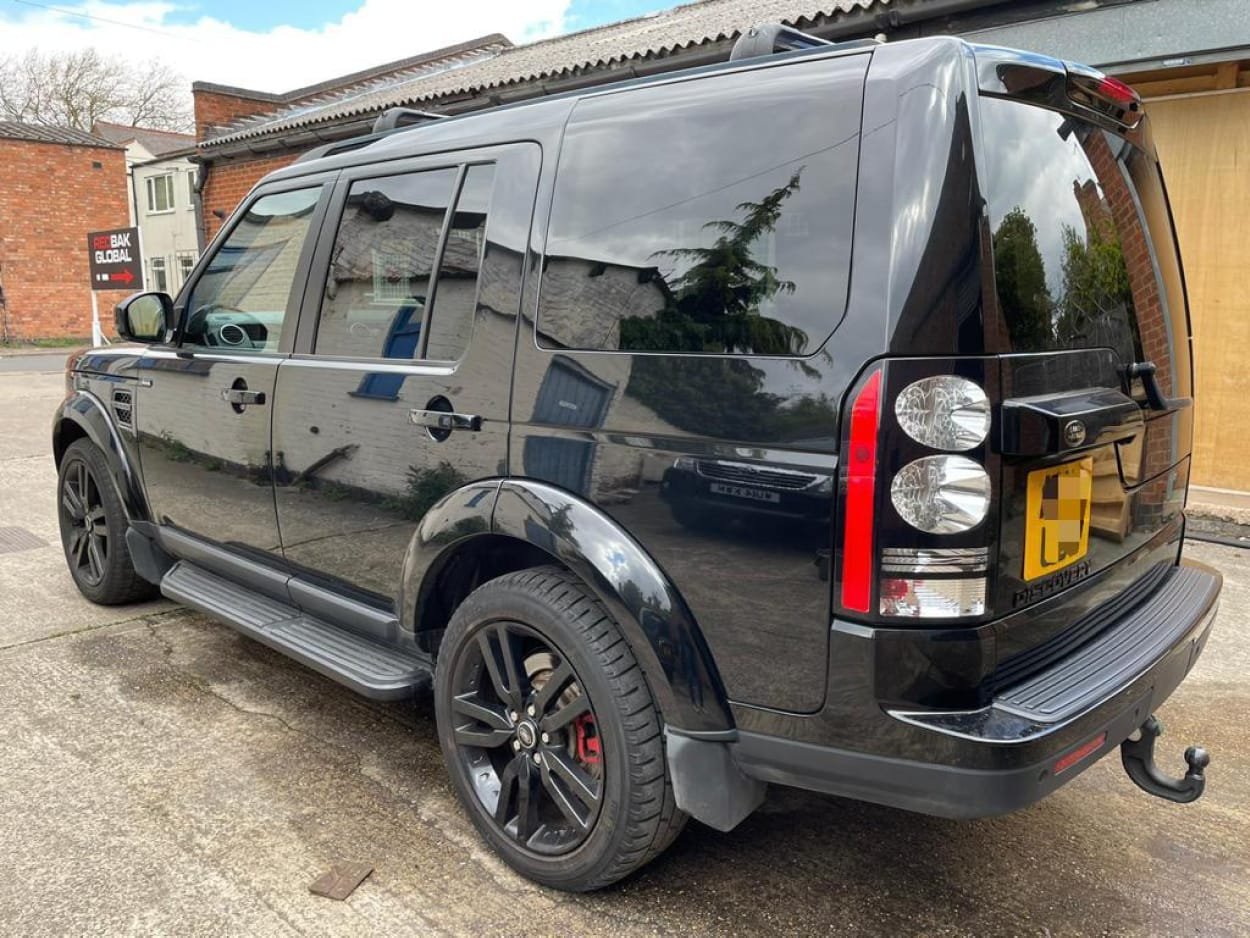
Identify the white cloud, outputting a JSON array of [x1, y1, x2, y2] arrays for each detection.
[[0, 0, 572, 93]]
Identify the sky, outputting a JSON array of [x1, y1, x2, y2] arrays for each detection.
[[0, 0, 663, 93]]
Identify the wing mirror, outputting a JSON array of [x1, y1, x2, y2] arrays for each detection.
[[115, 292, 174, 344]]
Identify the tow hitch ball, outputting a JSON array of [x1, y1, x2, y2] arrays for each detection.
[[1121, 715, 1210, 804]]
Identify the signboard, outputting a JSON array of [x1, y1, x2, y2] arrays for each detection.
[[87, 226, 143, 291]]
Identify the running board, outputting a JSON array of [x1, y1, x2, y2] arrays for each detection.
[[160, 561, 432, 700]]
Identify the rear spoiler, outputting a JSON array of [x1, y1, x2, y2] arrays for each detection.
[[972, 44, 1142, 131]]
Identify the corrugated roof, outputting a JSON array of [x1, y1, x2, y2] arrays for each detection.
[[0, 121, 123, 149], [203, 0, 887, 149], [92, 121, 196, 158]]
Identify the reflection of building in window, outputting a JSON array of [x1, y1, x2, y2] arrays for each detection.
[[371, 249, 416, 303]]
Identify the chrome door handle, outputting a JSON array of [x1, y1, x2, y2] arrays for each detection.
[[221, 388, 266, 406], [409, 409, 482, 432]]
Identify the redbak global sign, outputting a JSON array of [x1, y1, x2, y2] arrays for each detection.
[[86, 226, 143, 291]]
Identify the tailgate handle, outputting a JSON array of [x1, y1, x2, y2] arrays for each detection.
[[1125, 361, 1192, 414], [1001, 387, 1142, 457]]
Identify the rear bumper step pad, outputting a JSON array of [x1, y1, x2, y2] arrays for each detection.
[[161, 561, 431, 700]]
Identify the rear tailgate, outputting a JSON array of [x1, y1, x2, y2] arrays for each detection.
[[978, 94, 1194, 618]]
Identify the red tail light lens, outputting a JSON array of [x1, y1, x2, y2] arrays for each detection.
[[1096, 76, 1136, 106], [840, 369, 882, 613]]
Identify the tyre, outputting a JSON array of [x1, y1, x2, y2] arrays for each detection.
[[56, 438, 157, 605], [434, 565, 687, 891]]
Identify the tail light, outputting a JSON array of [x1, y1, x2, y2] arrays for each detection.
[[1067, 68, 1142, 127], [837, 361, 999, 622]]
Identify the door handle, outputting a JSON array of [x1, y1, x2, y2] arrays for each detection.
[[221, 388, 267, 406], [409, 409, 482, 432]]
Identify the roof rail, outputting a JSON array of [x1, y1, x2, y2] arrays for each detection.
[[372, 107, 445, 134], [729, 23, 882, 62]]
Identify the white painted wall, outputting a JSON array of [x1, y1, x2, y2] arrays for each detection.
[[122, 141, 200, 296]]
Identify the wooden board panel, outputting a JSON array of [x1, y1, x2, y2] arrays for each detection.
[[1144, 92, 1250, 491]]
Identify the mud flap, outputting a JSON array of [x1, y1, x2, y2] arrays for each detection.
[[666, 731, 766, 831]]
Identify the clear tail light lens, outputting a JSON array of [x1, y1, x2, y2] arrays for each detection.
[[879, 547, 988, 618], [890, 455, 991, 534], [894, 376, 990, 451]]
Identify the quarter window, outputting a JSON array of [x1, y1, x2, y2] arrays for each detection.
[[146, 174, 175, 213], [182, 186, 322, 353], [537, 57, 865, 356]]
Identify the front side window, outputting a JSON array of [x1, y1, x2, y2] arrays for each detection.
[[146, 174, 175, 213], [537, 56, 865, 356], [182, 186, 322, 353], [314, 163, 495, 364]]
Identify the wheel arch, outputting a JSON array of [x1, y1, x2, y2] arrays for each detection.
[[400, 478, 734, 736], [53, 392, 149, 522]]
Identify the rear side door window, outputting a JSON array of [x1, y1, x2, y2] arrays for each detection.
[[182, 186, 323, 352], [313, 163, 496, 368]]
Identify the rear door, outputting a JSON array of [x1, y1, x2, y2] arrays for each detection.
[[136, 179, 332, 572], [270, 144, 539, 610], [978, 96, 1193, 618]]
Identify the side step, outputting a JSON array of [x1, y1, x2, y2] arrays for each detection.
[[161, 561, 432, 700]]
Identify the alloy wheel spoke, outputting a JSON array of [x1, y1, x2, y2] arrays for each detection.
[[453, 724, 515, 749], [452, 692, 512, 731], [494, 755, 521, 826], [539, 756, 592, 830], [530, 660, 574, 717], [68, 530, 86, 565], [62, 483, 85, 521], [477, 629, 519, 710], [86, 536, 105, 581], [495, 624, 529, 710], [540, 693, 591, 734], [514, 759, 542, 843], [544, 749, 601, 811]]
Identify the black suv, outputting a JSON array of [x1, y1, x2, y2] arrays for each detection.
[[55, 28, 1221, 891]]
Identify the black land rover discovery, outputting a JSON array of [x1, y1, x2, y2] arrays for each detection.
[[54, 28, 1220, 892]]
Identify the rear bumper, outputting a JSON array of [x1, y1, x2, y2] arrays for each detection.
[[732, 560, 1221, 818]]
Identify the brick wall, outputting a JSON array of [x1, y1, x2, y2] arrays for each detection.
[[0, 139, 130, 340], [200, 154, 300, 243], [194, 87, 277, 143]]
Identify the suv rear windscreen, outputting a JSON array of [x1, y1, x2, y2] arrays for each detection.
[[980, 97, 1191, 400]]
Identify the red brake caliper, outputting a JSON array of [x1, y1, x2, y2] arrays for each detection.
[[573, 713, 601, 766]]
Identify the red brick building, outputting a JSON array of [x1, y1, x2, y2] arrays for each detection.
[[0, 122, 131, 341]]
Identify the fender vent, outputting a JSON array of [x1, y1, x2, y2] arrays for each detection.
[[111, 387, 134, 429]]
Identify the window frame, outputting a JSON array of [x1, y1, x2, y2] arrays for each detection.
[[290, 145, 512, 367], [145, 173, 176, 214], [171, 171, 337, 357], [149, 255, 168, 293]]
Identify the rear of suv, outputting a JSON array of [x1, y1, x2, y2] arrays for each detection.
[[54, 28, 1219, 892]]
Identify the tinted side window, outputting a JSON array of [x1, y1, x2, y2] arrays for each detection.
[[183, 187, 321, 352], [315, 169, 458, 359], [538, 56, 866, 356], [425, 164, 495, 361]]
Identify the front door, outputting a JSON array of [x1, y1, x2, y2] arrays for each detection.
[[135, 182, 331, 570], [271, 145, 540, 609]]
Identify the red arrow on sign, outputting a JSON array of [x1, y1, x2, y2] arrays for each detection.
[[112, 269, 134, 285]]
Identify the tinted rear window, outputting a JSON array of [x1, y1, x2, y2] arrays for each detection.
[[981, 97, 1189, 393], [538, 56, 866, 356]]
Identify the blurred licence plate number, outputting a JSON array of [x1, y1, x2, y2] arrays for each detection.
[[710, 482, 780, 503], [1024, 457, 1093, 581]]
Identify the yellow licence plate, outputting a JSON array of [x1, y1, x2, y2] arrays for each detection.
[[1024, 457, 1094, 581]]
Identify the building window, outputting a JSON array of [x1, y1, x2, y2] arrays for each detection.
[[146, 174, 175, 213], [150, 256, 168, 293], [187, 170, 196, 209], [176, 250, 197, 287]]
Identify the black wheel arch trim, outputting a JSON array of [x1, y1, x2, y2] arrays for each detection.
[[400, 478, 735, 735], [53, 391, 150, 523]]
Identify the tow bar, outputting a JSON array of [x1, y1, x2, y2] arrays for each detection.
[[1121, 715, 1209, 803]]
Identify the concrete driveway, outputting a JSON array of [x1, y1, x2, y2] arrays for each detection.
[[1, 354, 1248, 936]]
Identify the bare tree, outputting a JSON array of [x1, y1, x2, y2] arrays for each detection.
[[0, 48, 191, 132]]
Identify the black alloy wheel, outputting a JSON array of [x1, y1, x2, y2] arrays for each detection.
[[449, 619, 604, 855], [61, 456, 109, 587], [435, 566, 686, 891], [56, 439, 156, 605]]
